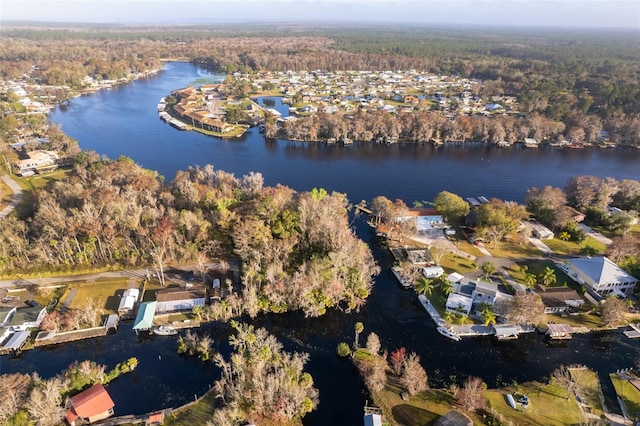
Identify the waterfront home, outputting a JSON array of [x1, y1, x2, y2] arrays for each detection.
[[65, 383, 115, 425], [422, 266, 445, 279], [534, 285, 584, 314], [0, 306, 17, 327], [7, 305, 47, 331], [566, 256, 638, 298], [155, 285, 206, 314], [523, 138, 539, 148], [13, 150, 59, 174], [446, 293, 473, 316]]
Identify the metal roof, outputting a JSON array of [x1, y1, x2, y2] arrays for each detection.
[[133, 301, 156, 330]]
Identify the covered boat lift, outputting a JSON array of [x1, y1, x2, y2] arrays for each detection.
[[133, 301, 156, 333], [3, 330, 31, 351]]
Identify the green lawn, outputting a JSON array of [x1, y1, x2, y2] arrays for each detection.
[[486, 382, 585, 426], [486, 240, 543, 259], [455, 240, 485, 259], [163, 389, 216, 426], [610, 373, 640, 420], [68, 278, 135, 314], [568, 367, 605, 417], [506, 260, 575, 289], [438, 253, 478, 275], [630, 224, 640, 238], [544, 237, 606, 257]]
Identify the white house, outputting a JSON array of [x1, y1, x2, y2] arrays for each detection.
[[7, 306, 47, 331], [422, 266, 444, 279], [445, 293, 473, 316], [529, 220, 554, 240], [567, 256, 638, 298], [13, 150, 59, 174]]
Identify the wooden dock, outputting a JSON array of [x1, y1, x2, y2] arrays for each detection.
[[624, 323, 640, 339]]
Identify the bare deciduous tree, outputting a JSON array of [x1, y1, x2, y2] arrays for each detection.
[[365, 332, 381, 355], [401, 352, 428, 396], [457, 376, 487, 412]]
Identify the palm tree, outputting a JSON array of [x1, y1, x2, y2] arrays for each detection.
[[440, 278, 454, 296], [559, 231, 571, 241], [482, 307, 497, 326], [442, 310, 455, 324], [415, 277, 434, 297], [524, 272, 537, 288], [539, 266, 557, 287], [481, 261, 497, 279]]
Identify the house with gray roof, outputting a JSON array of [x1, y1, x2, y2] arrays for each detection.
[[567, 256, 638, 298]]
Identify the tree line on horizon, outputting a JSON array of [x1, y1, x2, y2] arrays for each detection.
[[1, 25, 639, 146]]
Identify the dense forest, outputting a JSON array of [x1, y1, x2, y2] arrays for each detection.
[[0, 156, 378, 318], [1, 24, 639, 143]]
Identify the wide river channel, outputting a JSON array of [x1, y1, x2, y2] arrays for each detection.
[[3, 61, 640, 424]]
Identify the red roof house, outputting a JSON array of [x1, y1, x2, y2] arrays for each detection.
[[65, 383, 115, 425]]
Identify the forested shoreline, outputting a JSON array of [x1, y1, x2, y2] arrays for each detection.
[[1, 24, 639, 147]]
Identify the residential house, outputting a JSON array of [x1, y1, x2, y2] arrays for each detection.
[[155, 286, 206, 314], [534, 285, 584, 314], [529, 220, 554, 240], [65, 383, 115, 425], [446, 275, 512, 317], [7, 305, 47, 331], [445, 293, 473, 316], [422, 266, 445, 279], [566, 256, 638, 298], [13, 150, 59, 174], [523, 138, 539, 148], [434, 409, 473, 426]]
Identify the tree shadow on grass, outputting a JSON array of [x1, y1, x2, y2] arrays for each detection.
[[392, 404, 440, 426]]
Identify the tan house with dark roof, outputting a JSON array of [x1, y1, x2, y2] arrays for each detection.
[[155, 286, 206, 314]]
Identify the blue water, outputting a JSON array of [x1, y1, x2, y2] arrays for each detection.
[[7, 61, 634, 423]]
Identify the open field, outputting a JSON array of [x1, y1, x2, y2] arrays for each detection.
[[486, 381, 584, 426]]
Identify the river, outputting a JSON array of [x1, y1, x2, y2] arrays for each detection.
[[3, 61, 639, 424]]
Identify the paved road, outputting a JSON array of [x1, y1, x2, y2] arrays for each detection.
[[0, 175, 23, 219], [578, 223, 613, 246]]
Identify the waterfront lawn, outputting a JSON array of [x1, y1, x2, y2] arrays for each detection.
[[568, 367, 605, 418], [540, 309, 603, 329], [68, 278, 136, 314], [610, 373, 640, 420], [544, 237, 606, 257], [630, 224, 640, 238], [487, 381, 584, 426]]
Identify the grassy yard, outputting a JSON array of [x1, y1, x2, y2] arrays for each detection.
[[486, 381, 585, 426], [438, 253, 478, 275], [0, 177, 13, 206], [162, 388, 302, 426], [68, 277, 136, 314], [486, 240, 543, 259], [163, 389, 216, 426], [544, 237, 606, 257], [630, 224, 640, 238], [540, 310, 603, 329], [455, 240, 485, 259], [610, 373, 640, 420], [506, 260, 575, 289], [568, 367, 605, 418]]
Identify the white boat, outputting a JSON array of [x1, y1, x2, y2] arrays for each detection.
[[436, 326, 462, 342], [153, 325, 178, 336]]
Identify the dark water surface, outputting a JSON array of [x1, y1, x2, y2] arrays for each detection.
[[4, 61, 638, 424]]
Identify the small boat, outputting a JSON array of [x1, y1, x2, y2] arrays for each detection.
[[153, 325, 178, 336], [436, 325, 462, 342], [391, 267, 413, 289], [506, 393, 517, 409]]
